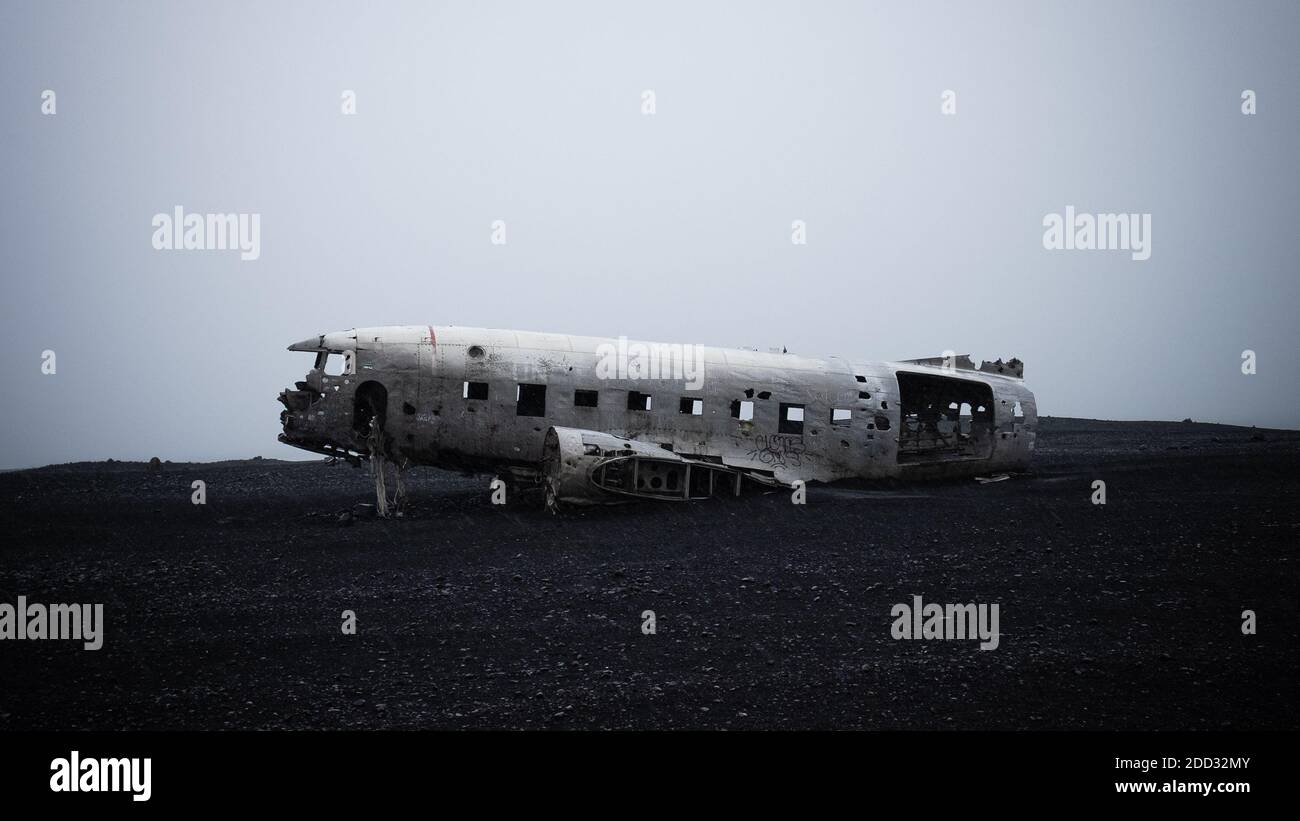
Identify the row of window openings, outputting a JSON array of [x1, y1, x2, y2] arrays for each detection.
[[465, 381, 884, 433]]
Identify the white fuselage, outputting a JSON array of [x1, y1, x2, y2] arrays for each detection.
[[278, 325, 1037, 485]]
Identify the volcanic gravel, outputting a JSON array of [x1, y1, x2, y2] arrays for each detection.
[[1, 417, 1297, 730]]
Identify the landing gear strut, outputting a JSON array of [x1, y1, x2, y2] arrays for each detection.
[[364, 412, 410, 518]]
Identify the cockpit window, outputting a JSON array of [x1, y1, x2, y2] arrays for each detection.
[[314, 351, 353, 376]]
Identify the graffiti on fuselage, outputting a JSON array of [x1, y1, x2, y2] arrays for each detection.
[[746, 434, 807, 468]]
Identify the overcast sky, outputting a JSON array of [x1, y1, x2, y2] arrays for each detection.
[[2, 0, 1297, 468]]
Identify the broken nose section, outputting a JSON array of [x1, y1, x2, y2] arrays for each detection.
[[277, 385, 361, 466], [278, 387, 315, 413], [279, 329, 364, 465]]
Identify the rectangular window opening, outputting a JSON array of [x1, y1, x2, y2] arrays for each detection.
[[779, 403, 805, 435], [574, 389, 599, 408], [627, 391, 652, 411], [679, 397, 703, 415], [516, 383, 546, 417], [730, 399, 754, 421]]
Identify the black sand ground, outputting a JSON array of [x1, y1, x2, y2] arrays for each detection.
[[1, 417, 1296, 730]]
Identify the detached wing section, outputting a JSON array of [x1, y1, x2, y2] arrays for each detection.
[[541, 427, 780, 507]]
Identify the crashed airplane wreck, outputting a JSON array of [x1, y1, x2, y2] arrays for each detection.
[[278, 326, 1036, 512]]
